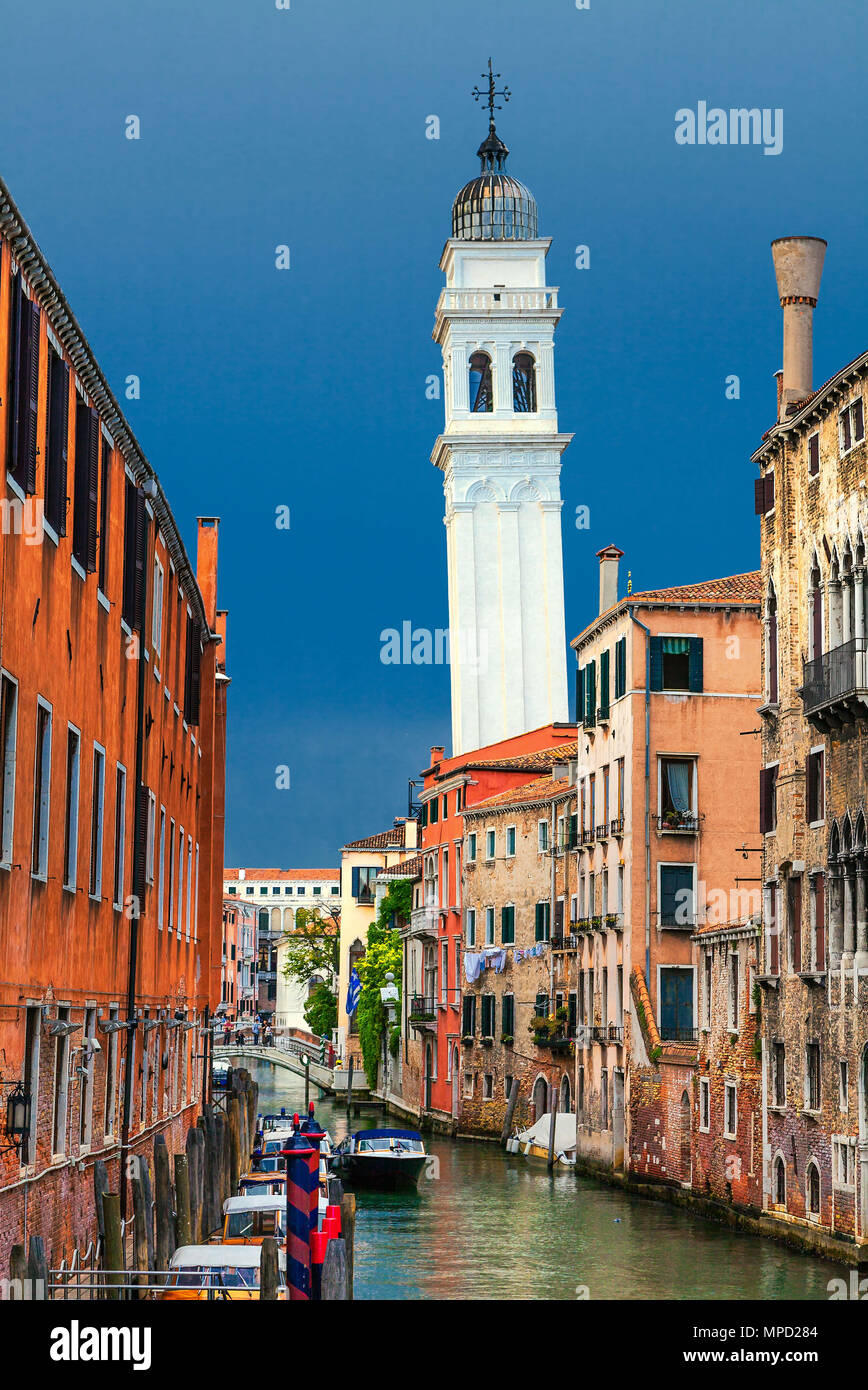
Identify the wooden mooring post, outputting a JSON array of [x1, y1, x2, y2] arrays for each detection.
[[174, 1153, 192, 1248], [546, 1091, 560, 1173], [261, 1236, 280, 1301], [501, 1077, 520, 1148], [346, 1055, 354, 1117], [153, 1134, 175, 1271], [101, 1194, 124, 1299], [340, 1190, 356, 1300]]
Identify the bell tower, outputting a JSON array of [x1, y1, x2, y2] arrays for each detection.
[[432, 62, 571, 755]]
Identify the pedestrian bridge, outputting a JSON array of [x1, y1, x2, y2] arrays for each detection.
[[214, 1043, 336, 1095]]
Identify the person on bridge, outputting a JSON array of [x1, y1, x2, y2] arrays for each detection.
[[223, 1021, 232, 1046], [253, 1019, 261, 1044]]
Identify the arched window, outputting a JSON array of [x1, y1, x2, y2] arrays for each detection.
[[809, 558, 823, 660], [774, 1154, 786, 1205], [560, 1072, 571, 1115], [512, 351, 537, 412], [469, 352, 493, 413], [806, 1160, 821, 1216], [532, 1074, 548, 1120], [258, 908, 269, 933], [766, 585, 779, 704]]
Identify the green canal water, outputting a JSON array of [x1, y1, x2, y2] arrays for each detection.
[[236, 1056, 842, 1301]]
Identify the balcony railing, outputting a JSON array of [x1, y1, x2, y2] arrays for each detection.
[[408, 995, 437, 1028], [800, 638, 868, 723], [659, 1024, 698, 1043], [592, 1024, 624, 1044], [595, 823, 609, 841], [439, 286, 559, 314], [551, 932, 579, 952], [610, 816, 624, 837], [657, 812, 700, 834], [407, 906, 440, 939], [580, 828, 594, 846]]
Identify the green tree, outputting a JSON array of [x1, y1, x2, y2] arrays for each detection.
[[304, 982, 338, 1038], [356, 880, 413, 1086], [280, 905, 340, 987]]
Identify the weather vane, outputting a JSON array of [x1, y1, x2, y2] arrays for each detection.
[[473, 58, 510, 123]]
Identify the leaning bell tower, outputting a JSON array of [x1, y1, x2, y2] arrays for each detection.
[[432, 61, 571, 756]]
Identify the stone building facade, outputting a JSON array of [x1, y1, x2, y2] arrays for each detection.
[[457, 772, 578, 1138], [752, 235, 868, 1249]]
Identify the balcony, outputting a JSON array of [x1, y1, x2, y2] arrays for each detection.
[[439, 286, 559, 314], [408, 996, 437, 1031], [592, 1024, 623, 1044], [580, 828, 594, 846], [407, 906, 440, 939], [610, 816, 624, 837], [659, 1024, 698, 1043], [657, 812, 701, 834], [800, 638, 868, 728], [551, 932, 579, 952], [595, 823, 610, 841]]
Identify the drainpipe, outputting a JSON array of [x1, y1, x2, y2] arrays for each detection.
[[628, 609, 652, 986], [549, 801, 557, 1008]]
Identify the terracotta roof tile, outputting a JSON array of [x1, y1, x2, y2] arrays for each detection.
[[571, 572, 761, 647], [379, 853, 424, 880], [466, 739, 578, 773], [224, 867, 339, 881], [342, 822, 413, 852], [466, 774, 573, 814]]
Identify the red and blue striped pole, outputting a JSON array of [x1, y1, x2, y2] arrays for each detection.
[[301, 1102, 327, 1241], [281, 1127, 318, 1301]]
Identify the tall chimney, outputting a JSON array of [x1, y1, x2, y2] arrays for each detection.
[[771, 237, 826, 420], [596, 543, 624, 615]]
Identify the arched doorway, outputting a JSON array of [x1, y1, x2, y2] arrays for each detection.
[[680, 1090, 692, 1184], [559, 1073, 571, 1114], [451, 1045, 460, 1119], [532, 1074, 548, 1120], [424, 1043, 434, 1111]]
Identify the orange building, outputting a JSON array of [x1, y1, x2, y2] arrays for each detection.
[[0, 174, 227, 1269]]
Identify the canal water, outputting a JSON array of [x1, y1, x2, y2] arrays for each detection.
[[235, 1056, 842, 1301]]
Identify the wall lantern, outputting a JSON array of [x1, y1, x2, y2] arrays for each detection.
[[1, 1081, 31, 1154]]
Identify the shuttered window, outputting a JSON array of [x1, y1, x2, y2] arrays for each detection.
[[599, 649, 610, 719], [501, 904, 515, 944], [660, 865, 694, 927], [650, 637, 703, 692], [501, 994, 515, 1038], [583, 661, 596, 725], [73, 402, 100, 571], [7, 275, 40, 495], [759, 765, 778, 833], [462, 994, 476, 1036], [808, 432, 820, 477], [98, 434, 111, 591], [183, 614, 201, 725], [806, 750, 824, 824], [614, 636, 626, 699], [534, 901, 550, 942], [122, 479, 148, 630], [45, 349, 69, 535], [480, 994, 495, 1037], [754, 472, 775, 515]]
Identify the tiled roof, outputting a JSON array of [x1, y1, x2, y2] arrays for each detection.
[[379, 853, 424, 880], [223, 867, 339, 881], [466, 739, 578, 773], [466, 774, 572, 814], [759, 348, 868, 442], [571, 572, 761, 647], [343, 822, 412, 852], [693, 919, 760, 938]]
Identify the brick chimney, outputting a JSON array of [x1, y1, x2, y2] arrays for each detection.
[[596, 543, 624, 615], [430, 745, 444, 766], [196, 517, 220, 629], [771, 237, 826, 420]]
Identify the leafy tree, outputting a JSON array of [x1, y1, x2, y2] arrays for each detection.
[[356, 880, 413, 1086], [280, 905, 340, 987], [304, 982, 338, 1038]]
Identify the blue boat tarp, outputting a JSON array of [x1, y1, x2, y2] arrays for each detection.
[[354, 1128, 422, 1141]]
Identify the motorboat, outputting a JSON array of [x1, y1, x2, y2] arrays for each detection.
[[161, 1244, 286, 1300], [219, 1194, 286, 1245], [328, 1128, 427, 1190], [505, 1112, 577, 1167]]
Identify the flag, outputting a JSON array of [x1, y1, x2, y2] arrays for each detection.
[[346, 967, 362, 1016]]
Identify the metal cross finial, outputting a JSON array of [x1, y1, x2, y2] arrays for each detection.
[[473, 58, 510, 124]]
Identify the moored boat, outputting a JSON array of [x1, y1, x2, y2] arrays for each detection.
[[505, 1112, 576, 1167], [328, 1128, 427, 1190]]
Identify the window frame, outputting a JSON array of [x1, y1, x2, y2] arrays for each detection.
[[31, 697, 53, 881], [63, 723, 81, 891], [0, 670, 19, 869]]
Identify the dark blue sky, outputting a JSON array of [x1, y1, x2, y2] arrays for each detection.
[[3, 0, 866, 866]]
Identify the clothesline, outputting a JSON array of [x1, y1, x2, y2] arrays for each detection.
[[463, 940, 549, 983]]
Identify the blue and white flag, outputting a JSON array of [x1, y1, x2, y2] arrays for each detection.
[[346, 967, 362, 1016]]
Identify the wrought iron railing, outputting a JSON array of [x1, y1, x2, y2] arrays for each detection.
[[801, 637, 867, 714], [657, 812, 701, 833], [659, 1024, 699, 1043]]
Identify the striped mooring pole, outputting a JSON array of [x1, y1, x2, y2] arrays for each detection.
[[281, 1124, 318, 1301], [300, 1102, 327, 1244]]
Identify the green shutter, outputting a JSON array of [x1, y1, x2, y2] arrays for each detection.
[[535, 902, 544, 942], [688, 638, 704, 692], [599, 650, 610, 718], [649, 636, 663, 691], [585, 662, 596, 725], [615, 636, 626, 698]]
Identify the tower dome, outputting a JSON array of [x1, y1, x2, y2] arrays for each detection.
[[452, 61, 538, 241]]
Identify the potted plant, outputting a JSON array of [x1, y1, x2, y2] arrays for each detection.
[[664, 810, 681, 829], [502, 1034, 514, 1046], [481, 1035, 494, 1048], [461, 1034, 474, 1047]]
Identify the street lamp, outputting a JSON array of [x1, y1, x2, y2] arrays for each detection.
[[1, 1081, 31, 1155]]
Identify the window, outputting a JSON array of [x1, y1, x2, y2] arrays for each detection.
[[773, 1155, 786, 1205], [538, 820, 549, 852], [52, 1005, 70, 1156], [702, 952, 712, 1029], [79, 1007, 96, 1150], [484, 906, 495, 945], [833, 1138, 855, 1187], [168, 818, 175, 927], [183, 615, 201, 725], [659, 966, 694, 1041], [839, 396, 864, 453], [463, 1071, 475, 1098], [469, 351, 493, 413], [177, 826, 185, 931], [724, 1082, 737, 1139], [614, 635, 626, 699], [659, 757, 695, 826], [505, 825, 516, 857], [699, 1077, 710, 1132], [144, 790, 156, 886], [152, 557, 164, 656], [598, 649, 610, 719], [839, 1059, 849, 1114], [485, 829, 495, 860], [480, 994, 495, 1037], [158, 808, 166, 928], [787, 876, 802, 974], [650, 636, 702, 693], [98, 434, 111, 591], [501, 904, 515, 945], [766, 586, 778, 704], [351, 866, 378, 903], [186, 835, 193, 938], [578, 660, 596, 726], [466, 907, 476, 947], [467, 831, 477, 862], [23, 1005, 40, 1166], [512, 351, 536, 412], [805, 1042, 821, 1112], [0, 673, 18, 865], [63, 725, 80, 889], [727, 952, 739, 1032], [659, 864, 695, 927], [72, 400, 100, 572], [766, 883, 780, 974], [808, 431, 820, 477], [428, 797, 438, 825], [88, 745, 105, 899], [754, 471, 775, 516], [806, 749, 824, 824], [440, 941, 448, 1005], [809, 560, 823, 660], [32, 700, 52, 879], [759, 765, 778, 834], [501, 994, 515, 1038], [45, 346, 69, 536], [7, 274, 40, 494], [113, 764, 126, 909], [772, 1042, 786, 1107], [462, 994, 476, 1036], [122, 478, 147, 630], [534, 901, 550, 942]]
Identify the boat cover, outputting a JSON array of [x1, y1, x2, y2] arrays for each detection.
[[354, 1128, 422, 1141], [515, 1112, 577, 1152]]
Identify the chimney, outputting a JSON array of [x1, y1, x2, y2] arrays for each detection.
[[771, 237, 826, 420], [430, 745, 444, 766], [596, 544, 624, 615], [196, 517, 220, 629]]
